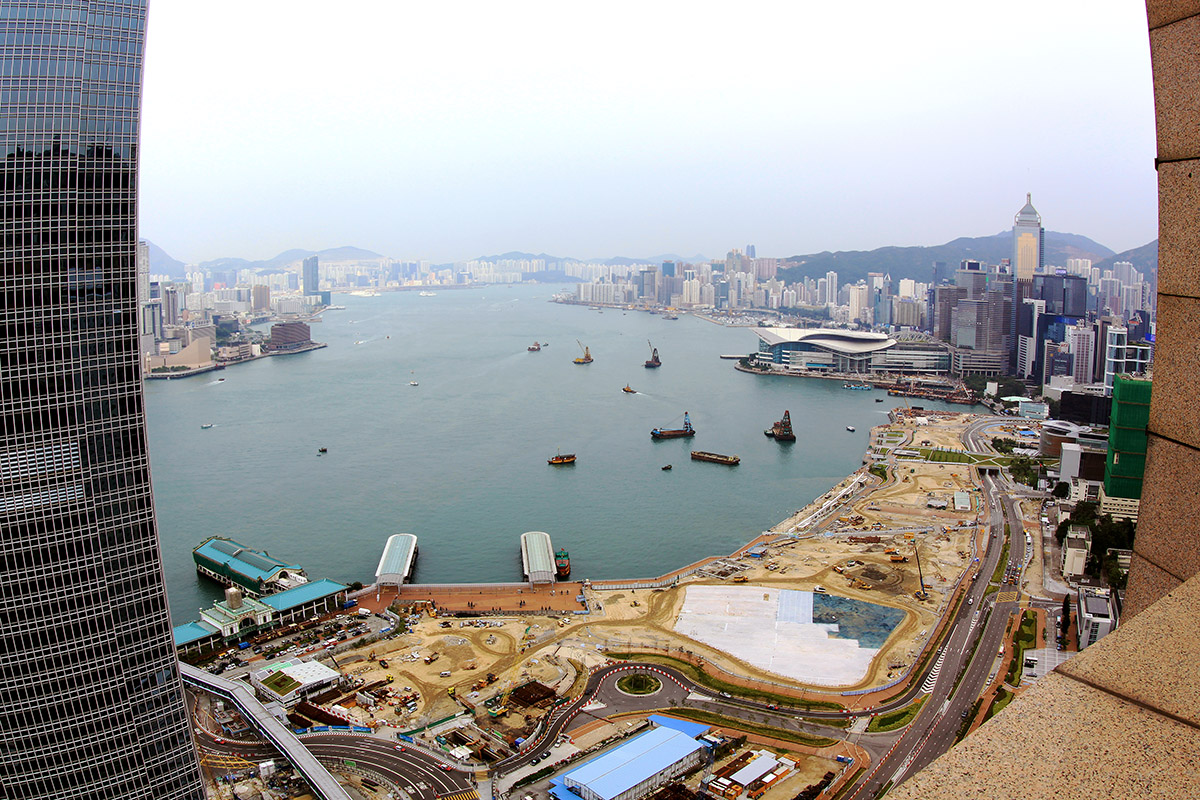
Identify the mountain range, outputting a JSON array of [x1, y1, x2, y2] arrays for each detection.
[[144, 236, 1157, 283]]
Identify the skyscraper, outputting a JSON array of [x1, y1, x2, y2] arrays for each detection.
[[1011, 193, 1044, 370], [0, 4, 204, 798], [303, 254, 320, 295]]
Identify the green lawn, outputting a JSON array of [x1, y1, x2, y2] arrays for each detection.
[[866, 696, 926, 732]]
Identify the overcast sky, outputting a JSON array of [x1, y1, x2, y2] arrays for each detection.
[[139, 1, 1157, 265]]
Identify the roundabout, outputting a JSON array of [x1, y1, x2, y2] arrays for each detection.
[[615, 673, 662, 696]]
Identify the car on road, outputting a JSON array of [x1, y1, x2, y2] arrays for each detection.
[[214, 737, 225, 744], [394, 745, 406, 752], [720, 692, 731, 698], [542, 751, 551, 759], [530, 758, 541, 765], [768, 703, 779, 710]]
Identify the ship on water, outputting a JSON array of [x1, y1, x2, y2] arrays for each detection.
[[574, 339, 593, 364], [622, 384, 636, 394], [555, 548, 571, 578], [644, 340, 662, 368], [548, 452, 577, 465], [691, 450, 740, 466], [651, 411, 695, 439], [528, 341, 541, 352], [843, 383, 872, 390], [764, 410, 796, 442]]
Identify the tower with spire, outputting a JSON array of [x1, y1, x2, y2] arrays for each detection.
[[1011, 193, 1045, 373]]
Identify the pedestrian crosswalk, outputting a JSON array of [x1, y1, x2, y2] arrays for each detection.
[[440, 790, 479, 800], [996, 591, 1020, 603]]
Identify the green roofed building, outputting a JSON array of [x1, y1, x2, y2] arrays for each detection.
[[193, 536, 309, 597], [1100, 375, 1151, 521]]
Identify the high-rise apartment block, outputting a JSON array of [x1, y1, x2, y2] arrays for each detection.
[[302, 254, 320, 295], [0, 4, 204, 798]]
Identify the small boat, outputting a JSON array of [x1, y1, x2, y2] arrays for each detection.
[[765, 410, 796, 443], [542, 342, 549, 347], [651, 411, 695, 439], [875, 398, 884, 402], [318, 447, 327, 453], [691, 450, 740, 466], [842, 383, 872, 390], [410, 381, 419, 386], [846, 426, 856, 432], [419, 291, 436, 297], [622, 385, 636, 394], [574, 340, 593, 364], [200, 423, 214, 430], [555, 549, 571, 578], [217, 378, 225, 382], [661, 464, 673, 471], [528, 341, 541, 352], [644, 340, 661, 369], [548, 452, 577, 465]]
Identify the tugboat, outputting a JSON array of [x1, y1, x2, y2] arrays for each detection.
[[764, 410, 796, 443], [528, 341, 541, 352], [644, 340, 662, 368], [651, 411, 695, 439], [548, 452, 577, 465], [574, 340, 593, 364], [555, 549, 571, 579], [622, 385, 636, 394]]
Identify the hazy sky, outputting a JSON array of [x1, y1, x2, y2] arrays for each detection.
[[139, 1, 1157, 265]]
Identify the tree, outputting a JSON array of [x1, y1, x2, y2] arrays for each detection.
[[1061, 593, 1071, 627], [349, 581, 363, 591], [997, 377, 1026, 399], [1052, 481, 1070, 499]]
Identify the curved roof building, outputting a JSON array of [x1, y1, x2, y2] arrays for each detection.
[[376, 534, 418, 586], [521, 531, 556, 585], [754, 328, 897, 372]]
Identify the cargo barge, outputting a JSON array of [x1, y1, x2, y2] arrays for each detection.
[[690, 450, 740, 466], [651, 411, 695, 439], [764, 410, 796, 443]]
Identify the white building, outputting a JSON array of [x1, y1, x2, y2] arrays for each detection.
[[1077, 587, 1119, 649]]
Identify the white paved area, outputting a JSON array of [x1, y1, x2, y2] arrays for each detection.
[[673, 585, 879, 686]]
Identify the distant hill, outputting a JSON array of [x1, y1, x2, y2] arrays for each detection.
[[197, 246, 387, 272], [473, 251, 703, 266], [144, 240, 188, 277], [1092, 240, 1158, 280], [778, 231, 1115, 286]]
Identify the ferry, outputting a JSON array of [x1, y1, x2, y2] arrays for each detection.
[[691, 450, 740, 466], [843, 383, 872, 390], [528, 341, 542, 352], [548, 452, 577, 465], [651, 411, 695, 440], [555, 549, 571, 578]]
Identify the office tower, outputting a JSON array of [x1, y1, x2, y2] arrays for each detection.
[[1011, 193, 1044, 368], [745, 244, 756, 259], [0, 4, 205, 799], [1065, 322, 1097, 384], [824, 271, 838, 304], [302, 254, 320, 295]]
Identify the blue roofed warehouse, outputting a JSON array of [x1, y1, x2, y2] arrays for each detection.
[[562, 726, 705, 800]]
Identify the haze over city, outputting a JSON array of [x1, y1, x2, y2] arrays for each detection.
[[140, 1, 1157, 265]]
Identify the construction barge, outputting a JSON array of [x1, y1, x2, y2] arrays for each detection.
[[764, 410, 796, 442], [651, 411, 695, 439], [690, 450, 740, 466]]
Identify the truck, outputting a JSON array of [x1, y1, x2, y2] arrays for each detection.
[[342, 599, 358, 610]]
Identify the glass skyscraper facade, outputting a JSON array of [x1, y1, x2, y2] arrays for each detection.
[[0, 2, 204, 797]]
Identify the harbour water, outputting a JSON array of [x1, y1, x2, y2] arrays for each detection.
[[146, 285, 968, 619]]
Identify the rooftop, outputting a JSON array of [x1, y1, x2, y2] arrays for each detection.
[[564, 726, 704, 800], [260, 578, 347, 611], [173, 620, 219, 646], [376, 533, 418, 582], [752, 327, 897, 355], [520, 531, 555, 578], [194, 536, 303, 583]]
